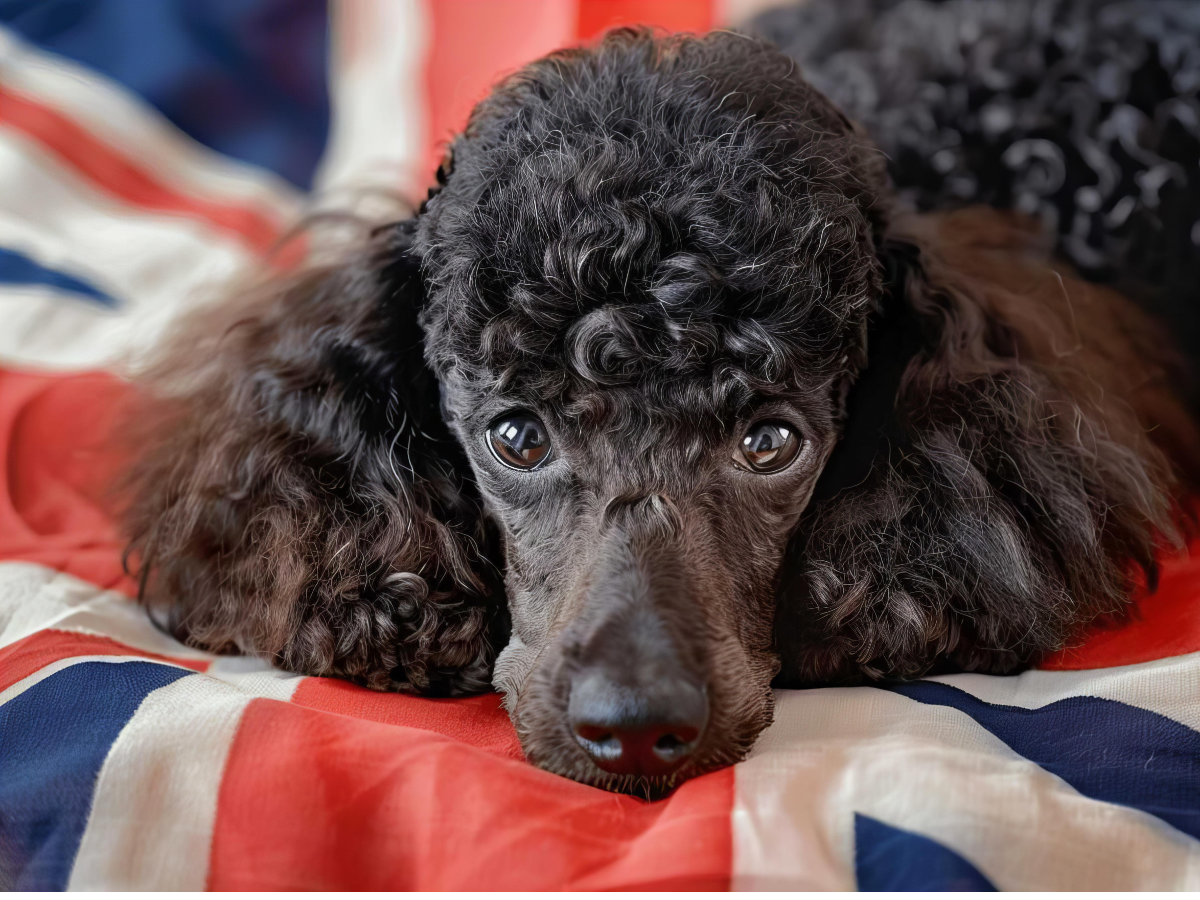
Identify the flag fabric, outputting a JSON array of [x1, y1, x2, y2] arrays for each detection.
[[1, 0, 1198, 890]]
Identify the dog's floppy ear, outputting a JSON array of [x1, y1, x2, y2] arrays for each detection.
[[776, 210, 1187, 685], [120, 219, 504, 695]]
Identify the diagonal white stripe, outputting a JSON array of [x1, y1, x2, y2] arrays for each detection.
[[925, 651, 1200, 732], [0, 562, 113, 648], [315, 0, 430, 205], [0, 24, 302, 220], [0, 562, 306, 702], [0, 562, 213, 661], [0, 126, 256, 371], [733, 684, 1200, 890], [205, 655, 305, 701], [67, 674, 250, 890]]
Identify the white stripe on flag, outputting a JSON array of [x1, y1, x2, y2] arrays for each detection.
[[0, 24, 302, 223], [67, 673, 250, 890], [0, 562, 213, 662], [206, 655, 306, 701], [1, 561, 116, 648], [732, 686, 1010, 891], [315, 0, 430, 205], [732, 682, 1200, 890], [926, 651, 1200, 732], [0, 126, 256, 370], [0, 561, 308, 700]]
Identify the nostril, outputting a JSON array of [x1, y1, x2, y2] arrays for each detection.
[[572, 720, 703, 776], [652, 727, 699, 762], [573, 725, 623, 762], [575, 725, 611, 743]]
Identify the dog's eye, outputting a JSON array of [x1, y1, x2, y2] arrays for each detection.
[[488, 413, 551, 469], [735, 421, 801, 473]]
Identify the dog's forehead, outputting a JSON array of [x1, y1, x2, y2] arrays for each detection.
[[417, 31, 886, 406], [419, 156, 877, 377]]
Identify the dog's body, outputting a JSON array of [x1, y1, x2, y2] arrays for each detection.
[[751, 0, 1200, 392], [121, 28, 1200, 794]]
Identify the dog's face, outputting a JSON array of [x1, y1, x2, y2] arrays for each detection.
[[415, 33, 886, 791], [440, 364, 840, 789]]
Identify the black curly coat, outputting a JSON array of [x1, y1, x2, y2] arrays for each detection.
[[750, 0, 1200, 397], [120, 29, 1199, 794]]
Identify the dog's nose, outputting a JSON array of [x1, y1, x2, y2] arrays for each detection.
[[568, 671, 708, 777]]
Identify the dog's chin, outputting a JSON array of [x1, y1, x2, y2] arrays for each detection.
[[522, 729, 727, 800]]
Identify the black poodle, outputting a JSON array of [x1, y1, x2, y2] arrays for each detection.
[[121, 28, 1200, 795]]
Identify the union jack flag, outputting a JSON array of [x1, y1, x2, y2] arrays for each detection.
[[1, 0, 1198, 890]]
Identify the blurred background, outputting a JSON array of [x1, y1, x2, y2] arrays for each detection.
[[0, 0, 780, 199], [0, 0, 779, 369], [0, 0, 1197, 377]]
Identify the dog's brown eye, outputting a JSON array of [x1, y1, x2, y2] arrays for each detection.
[[735, 421, 801, 473], [488, 413, 551, 469]]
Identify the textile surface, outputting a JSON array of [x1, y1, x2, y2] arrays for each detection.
[[0, 0, 1198, 890]]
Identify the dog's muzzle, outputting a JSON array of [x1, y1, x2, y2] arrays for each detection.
[[562, 494, 710, 778]]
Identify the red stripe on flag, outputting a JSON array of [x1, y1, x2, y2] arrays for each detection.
[[576, 0, 714, 41], [1040, 539, 1200, 670], [0, 368, 134, 593], [209, 696, 733, 890], [424, 0, 576, 184], [421, 0, 717, 186], [292, 676, 524, 760], [0, 85, 283, 255], [0, 629, 207, 694]]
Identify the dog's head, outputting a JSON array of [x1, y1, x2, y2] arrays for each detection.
[[124, 29, 1186, 795], [413, 31, 885, 788]]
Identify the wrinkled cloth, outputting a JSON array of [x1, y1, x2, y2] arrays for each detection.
[[2, 2, 1200, 890]]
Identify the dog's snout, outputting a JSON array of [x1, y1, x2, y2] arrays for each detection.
[[560, 507, 710, 779], [568, 671, 708, 777]]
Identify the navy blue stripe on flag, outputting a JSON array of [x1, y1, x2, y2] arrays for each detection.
[[0, 247, 118, 307], [854, 813, 997, 891], [0, 0, 330, 190], [0, 661, 190, 890], [887, 681, 1200, 841]]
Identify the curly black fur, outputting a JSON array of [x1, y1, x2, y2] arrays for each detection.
[[121, 28, 1198, 791], [122, 222, 506, 696], [749, 0, 1200, 396], [778, 211, 1185, 684]]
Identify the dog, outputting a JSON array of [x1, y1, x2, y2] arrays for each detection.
[[120, 29, 1200, 795]]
